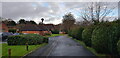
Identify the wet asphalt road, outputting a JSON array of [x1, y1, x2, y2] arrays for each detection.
[[25, 36, 95, 57]]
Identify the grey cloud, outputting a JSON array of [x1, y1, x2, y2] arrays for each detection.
[[1, 2, 118, 24], [2, 2, 51, 20]]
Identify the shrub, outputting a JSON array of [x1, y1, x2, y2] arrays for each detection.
[[8, 29, 16, 33], [117, 40, 120, 55], [74, 27, 84, 40], [69, 27, 84, 40], [43, 37, 49, 43], [7, 35, 26, 45], [7, 34, 48, 45], [91, 22, 120, 55], [45, 33, 51, 36], [82, 26, 95, 47], [51, 29, 59, 34], [69, 28, 77, 38]]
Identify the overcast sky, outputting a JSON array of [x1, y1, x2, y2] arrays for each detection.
[[1, 1, 119, 24]]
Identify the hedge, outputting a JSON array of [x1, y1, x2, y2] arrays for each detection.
[[8, 29, 16, 33], [68, 28, 77, 38], [43, 37, 49, 43], [82, 26, 95, 47], [68, 27, 84, 40], [117, 40, 120, 55], [75, 27, 84, 40], [91, 22, 120, 55], [51, 29, 59, 34], [7, 34, 48, 45]]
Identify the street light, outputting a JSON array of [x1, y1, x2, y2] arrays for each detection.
[[41, 18, 44, 23]]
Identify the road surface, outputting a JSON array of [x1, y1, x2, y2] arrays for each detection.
[[24, 35, 95, 57]]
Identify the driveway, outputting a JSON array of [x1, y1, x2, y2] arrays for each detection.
[[25, 36, 95, 57]]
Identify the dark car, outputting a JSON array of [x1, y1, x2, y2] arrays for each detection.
[[13, 33, 20, 35], [1, 32, 13, 41]]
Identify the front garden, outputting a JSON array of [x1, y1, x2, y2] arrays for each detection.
[[2, 43, 46, 56], [1, 34, 49, 57]]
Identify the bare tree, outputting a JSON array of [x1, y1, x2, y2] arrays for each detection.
[[62, 12, 76, 33], [81, 2, 116, 25]]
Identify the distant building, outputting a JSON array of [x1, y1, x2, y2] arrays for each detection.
[[43, 24, 55, 31], [1, 22, 62, 35], [19, 24, 51, 35], [2, 23, 8, 32]]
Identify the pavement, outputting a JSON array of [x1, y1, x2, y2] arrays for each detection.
[[24, 35, 95, 57]]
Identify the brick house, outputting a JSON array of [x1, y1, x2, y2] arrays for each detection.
[[19, 24, 51, 35], [2, 23, 8, 32]]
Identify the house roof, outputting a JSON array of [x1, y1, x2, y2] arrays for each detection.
[[43, 24, 55, 30], [19, 24, 48, 31]]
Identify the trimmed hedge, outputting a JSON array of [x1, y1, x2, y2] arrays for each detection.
[[51, 29, 59, 34], [43, 37, 49, 43], [68, 27, 84, 40], [91, 22, 120, 54], [75, 27, 84, 40], [8, 29, 16, 33], [82, 26, 95, 47], [7, 34, 48, 45], [117, 40, 120, 55], [68, 28, 77, 38]]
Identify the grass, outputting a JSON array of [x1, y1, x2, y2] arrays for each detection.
[[73, 38, 106, 56], [47, 34, 65, 37], [1, 43, 47, 57], [0, 43, 2, 58]]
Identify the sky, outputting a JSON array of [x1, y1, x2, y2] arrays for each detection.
[[1, 0, 119, 24]]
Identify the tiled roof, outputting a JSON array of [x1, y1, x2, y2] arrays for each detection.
[[20, 24, 47, 31]]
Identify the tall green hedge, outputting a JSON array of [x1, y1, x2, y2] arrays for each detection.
[[91, 22, 120, 54], [68, 28, 76, 38], [70, 28, 77, 38], [117, 40, 120, 55], [75, 27, 84, 40], [8, 29, 16, 33], [7, 34, 48, 45], [82, 26, 95, 47], [68, 27, 84, 40], [51, 29, 59, 34]]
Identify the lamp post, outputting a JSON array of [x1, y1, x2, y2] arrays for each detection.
[[41, 18, 44, 24]]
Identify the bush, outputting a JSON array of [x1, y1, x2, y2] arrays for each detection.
[[117, 40, 120, 55], [69, 27, 84, 40], [91, 22, 120, 55], [43, 37, 49, 43], [44, 33, 51, 36], [68, 28, 77, 38], [82, 26, 95, 47], [74, 27, 84, 40], [8, 29, 16, 33], [7, 34, 48, 45], [51, 29, 59, 34], [7, 35, 26, 45]]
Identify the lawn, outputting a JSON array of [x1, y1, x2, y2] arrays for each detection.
[[2, 43, 47, 57], [47, 34, 65, 37], [0, 43, 2, 57]]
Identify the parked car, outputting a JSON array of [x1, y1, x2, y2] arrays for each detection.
[[13, 33, 20, 35], [2, 32, 13, 41]]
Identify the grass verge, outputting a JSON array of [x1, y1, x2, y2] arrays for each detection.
[[0, 43, 2, 58], [73, 39, 106, 56], [2, 43, 47, 57], [47, 34, 65, 37]]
